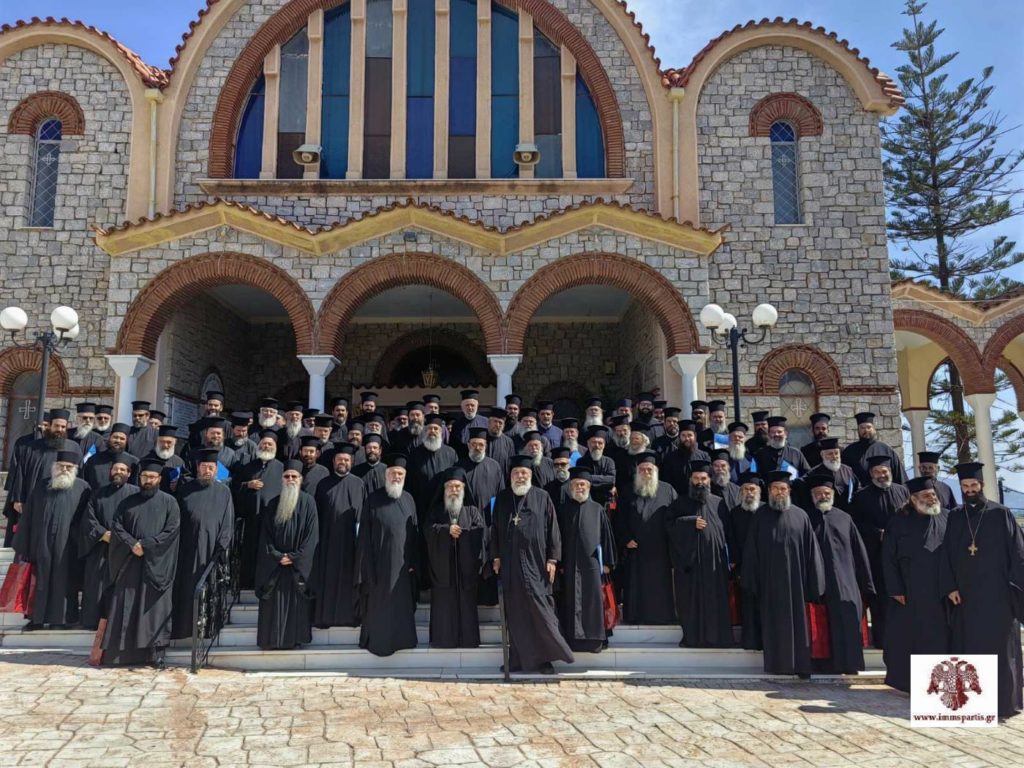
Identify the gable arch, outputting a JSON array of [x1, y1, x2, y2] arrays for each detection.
[[756, 343, 841, 395], [748, 92, 822, 138], [0, 346, 69, 397], [8, 91, 85, 135]]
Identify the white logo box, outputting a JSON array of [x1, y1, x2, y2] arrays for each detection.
[[910, 654, 999, 727]]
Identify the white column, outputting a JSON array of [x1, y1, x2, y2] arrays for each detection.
[[106, 355, 154, 423], [260, 45, 281, 180], [965, 392, 998, 490], [517, 13, 534, 179], [298, 355, 340, 412], [488, 354, 522, 406], [668, 354, 710, 411], [903, 408, 928, 472], [304, 9, 325, 180]]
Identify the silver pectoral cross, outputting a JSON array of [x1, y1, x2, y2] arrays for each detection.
[[511, 511, 522, 526]]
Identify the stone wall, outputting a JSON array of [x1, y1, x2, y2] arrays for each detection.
[[514, 321, 619, 404], [616, 300, 660, 396], [696, 45, 901, 443]]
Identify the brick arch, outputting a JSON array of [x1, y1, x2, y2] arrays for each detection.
[[318, 253, 505, 357], [757, 344, 841, 395], [893, 308, 990, 395], [504, 253, 700, 356], [115, 252, 316, 359], [749, 92, 823, 138], [206, 0, 624, 178], [7, 91, 86, 135], [982, 313, 1024, 383], [996, 356, 1024, 413], [0, 346, 69, 396], [372, 328, 495, 386]]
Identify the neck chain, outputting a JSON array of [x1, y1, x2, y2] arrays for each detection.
[[965, 503, 985, 557]]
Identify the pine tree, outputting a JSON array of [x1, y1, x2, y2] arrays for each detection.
[[882, 0, 1023, 464]]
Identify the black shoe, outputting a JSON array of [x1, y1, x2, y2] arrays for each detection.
[[797, 673, 811, 680], [49, 624, 67, 630], [23, 622, 42, 632], [600, 640, 609, 650], [539, 662, 555, 675]]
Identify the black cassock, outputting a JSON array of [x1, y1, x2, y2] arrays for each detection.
[[126, 425, 157, 460], [486, 433, 516, 477], [232, 458, 283, 589], [457, 456, 506, 606], [742, 504, 826, 675], [13, 479, 91, 625], [170, 479, 234, 639], [940, 500, 1024, 718], [9, 437, 80, 505], [882, 509, 950, 692], [102, 490, 180, 665], [79, 482, 137, 630], [752, 445, 811, 479], [354, 461, 386, 494], [806, 505, 875, 674], [555, 498, 616, 652], [300, 462, 329, 498], [574, 453, 616, 505], [311, 473, 366, 627], [841, 439, 908, 486], [491, 487, 574, 671], [799, 463, 860, 510], [934, 480, 956, 511], [255, 493, 319, 650], [849, 482, 909, 648], [425, 502, 485, 647], [82, 449, 139, 492], [667, 495, 732, 648], [408, 444, 458, 516], [661, 448, 711, 496], [726, 503, 763, 649], [3, 432, 37, 546], [356, 489, 419, 656], [711, 481, 740, 511], [616, 482, 678, 625]]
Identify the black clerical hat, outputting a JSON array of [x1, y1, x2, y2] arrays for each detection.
[[363, 433, 383, 445], [138, 458, 165, 474], [109, 422, 131, 435], [406, 401, 425, 412], [765, 470, 793, 485], [867, 455, 892, 468], [550, 446, 572, 460], [230, 412, 252, 427], [678, 419, 698, 433], [629, 420, 650, 434], [906, 477, 936, 494], [520, 407, 538, 419], [737, 471, 762, 488], [195, 448, 221, 464], [855, 412, 876, 425], [710, 449, 730, 463], [334, 442, 358, 455], [283, 460, 304, 474], [365, 413, 386, 425], [615, 398, 633, 409], [347, 420, 365, 432], [560, 418, 579, 430], [131, 400, 151, 411], [509, 455, 534, 470], [468, 427, 488, 440], [444, 467, 468, 485], [707, 400, 726, 413], [636, 392, 655, 403], [300, 436, 321, 448], [489, 407, 507, 419], [55, 449, 79, 465], [302, 408, 318, 419], [360, 391, 378, 403], [689, 459, 711, 474], [460, 389, 480, 401], [608, 414, 630, 428], [386, 453, 408, 468], [663, 407, 682, 418], [282, 402, 303, 414], [330, 397, 349, 407], [259, 397, 279, 410], [819, 437, 840, 450], [149, 410, 166, 422], [633, 451, 658, 465], [586, 397, 603, 408], [569, 467, 592, 482], [76, 402, 96, 414], [423, 393, 441, 404], [96, 404, 113, 415], [258, 428, 279, 441], [751, 411, 769, 422], [424, 414, 445, 426], [690, 400, 708, 410], [918, 451, 942, 464], [157, 425, 178, 438], [955, 462, 985, 481], [522, 430, 542, 443], [584, 426, 609, 441], [809, 412, 831, 425], [806, 473, 834, 491], [766, 416, 787, 428], [728, 421, 748, 433], [50, 408, 71, 422], [504, 393, 523, 406], [394, 407, 409, 417], [536, 400, 554, 411], [313, 414, 333, 427], [205, 390, 226, 403], [653, 400, 667, 409]]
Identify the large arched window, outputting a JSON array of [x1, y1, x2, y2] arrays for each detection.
[[770, 120, 800, 224], [233, 0, 606, 181], [778, 369, 817, 447], [29, 118, 62, 227]]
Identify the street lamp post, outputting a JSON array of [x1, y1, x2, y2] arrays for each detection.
[[699, 302, 779, 422], [1, 305, 81, 428]]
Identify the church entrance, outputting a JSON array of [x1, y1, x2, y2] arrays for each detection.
[[3, 371, 39, 470]]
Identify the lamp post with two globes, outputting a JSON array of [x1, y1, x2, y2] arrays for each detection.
[[699, 302, 779, 423], [0, 305, 81, 429]]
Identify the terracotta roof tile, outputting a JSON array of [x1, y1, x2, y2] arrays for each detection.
[[166, 0, 220, 78], [661, 17, 904, 108], [0, 17, 168, 88]]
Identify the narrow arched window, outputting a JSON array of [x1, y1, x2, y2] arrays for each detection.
[[778, 369, 817, 447], [770, 120, 800, 224], [29, 118, 62, 227]]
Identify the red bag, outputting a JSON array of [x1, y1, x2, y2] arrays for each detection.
[[88, 619, 107, 667], [806, 603, 830, 660], [861, 611, 870, 648], [0, 560, 35, 615], [601, 576, 620, 630], [728, 579, 742, 626]]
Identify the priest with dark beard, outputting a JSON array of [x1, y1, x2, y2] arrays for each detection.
[[544, 447, 573, 507], [804, 474, 875, 674], [616, 452, 677, 625], [297, 435, 329, 497], [126, 400, 158, 459], [882, 477, 950, 693], [940, 462, 1024, 719], [170, 450, 235, 640], [9, 408, 78, 511], [232, 431, 284, 589], [82, 423, 137, 492], [662, 420, 710, 495], [486, 408, 516, 476], [255, 462, 319, 650], [311, 443, 365, 628], [357, 454, 419, 656], [666, 459, 732, 648], [425, 468, 485, 648], [353, 433, 386, 493], [491, 456, 573, 674], [227, 413, 257, 468], [841, 412, 908, 486], [556, 468, 616, 652], [13, 450, 90, 630], [709, 449, 740, 510], [742, 471, 825, 677], [101, 459, 180, 667], [726, 473, 764, 649], [80, 459, 136, 630]]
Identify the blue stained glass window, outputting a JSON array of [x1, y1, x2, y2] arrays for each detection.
[[29, 118, 62, 227], [364, 0, 394, 178], [321, 6, 351, 179], [234, 76, 265, 178], [448, 0, 477, 178], [770, 120, 801, 224], [406, 0, 435, 178], [533, 29, 561, 178], [575, 75, 603, 178], [491, 3, 518, 178]]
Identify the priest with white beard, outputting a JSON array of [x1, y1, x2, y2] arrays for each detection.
[[357, 454, 419, 656], [726, 472, 765, 649], [726, 422, 754, 482], [709, 449, 740, 510], [521, 431, 555, 489], [277, 402, 311, 461], [70, 402, 105, 459], [232, 430, 284, 589], [457, 428, 505, 607], [491, 455, 573, 674], [575, 427, 616, 506], [408, 415, 458, 521], [485, 408, 516, 476], [559, 418, 583, 466], [146, 425, 189, 494], [803, 438, 859, 508], [14, 450, 91, 630], [255, 461, 319, 650]]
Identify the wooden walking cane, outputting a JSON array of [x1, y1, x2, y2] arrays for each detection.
[[88, 553, 133, 667]]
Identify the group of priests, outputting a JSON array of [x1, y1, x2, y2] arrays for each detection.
[[2, 389, 1022, 715]]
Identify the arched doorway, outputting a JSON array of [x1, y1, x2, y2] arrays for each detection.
[[4, 372, 40, 470]]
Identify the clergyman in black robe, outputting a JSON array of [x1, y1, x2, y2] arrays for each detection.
[[102, 460, 181, 667], [556, 468, 616, 652], [459, 429, 506, 606], [13, 450, 91, 628], [940, 462, 1024, 718], [575, 427, 617, 505], [255, 462, 319, 650], [82, 423, 137, 492], [79, 461, 136, 630], [170, 450, 235, 640], [297, 436, 330, 497], [357, 454, 419, 656], [916, 451, 956, 511], [448, 390, 489, 459], [709, 449, 741, 510], [840, 412, 908, 486], [9, 408, 79, 508], [667, 459, 732, 648], [726, 473, 765, 650], [490, 456, 574, 674], [804, 474, 875, 674], [311, 444, 366, 628], [426, 467, 486, 648], [882, 477, 950, 693], [231, 430, 284, 589], [742, 471, 826, 676], [3, 424, 40, 546], [752, 417, 811, 480]]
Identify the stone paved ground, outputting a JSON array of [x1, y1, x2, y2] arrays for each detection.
[[0, 652, 1022, 767]]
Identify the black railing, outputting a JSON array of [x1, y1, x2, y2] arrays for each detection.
[[189, 550, 236, 673]]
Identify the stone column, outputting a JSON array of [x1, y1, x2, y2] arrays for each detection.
[[106, 355, 154, 423], [260, 45, 281, 179], [965, 392, 998, 490], [304, 8, 325, 180], [488, 354, 522, 406], [903, 408, 928, 471], [299, 355, 340, 412], [668, 354, 710, 411]]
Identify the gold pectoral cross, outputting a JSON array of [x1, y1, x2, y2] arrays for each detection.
[[968, 542, 978, 556]]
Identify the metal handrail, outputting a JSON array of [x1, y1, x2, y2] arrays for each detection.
[[189, 546, 237, 674]]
